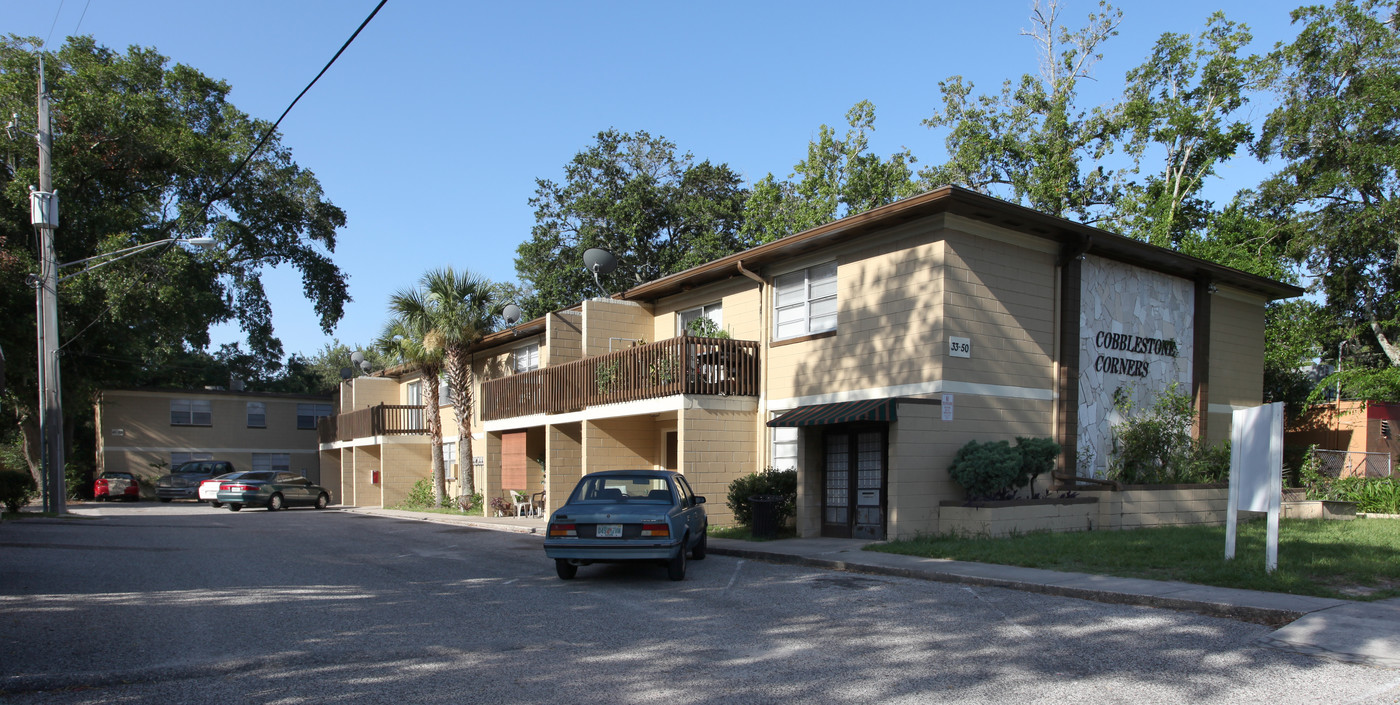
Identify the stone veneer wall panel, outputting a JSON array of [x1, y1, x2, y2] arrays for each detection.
[[1077, 255, 1195, 476]]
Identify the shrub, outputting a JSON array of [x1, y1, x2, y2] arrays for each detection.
[[0, 470, 39, 514], [1108, 384, 1229, 484], [488, 496, 514, 516], [948, 440, 1022, 500], [1015, 436, 1060, 489], [401, 478, 435, 509], [946, 438, 1062, 501], [726, 468, 796, 527]]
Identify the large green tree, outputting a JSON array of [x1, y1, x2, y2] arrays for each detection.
[[921, 0, 1125, 224], [739, 101, 919, 244], [514, 129, 748, 317], [0, 37, 350, 476], [1255, 0, 1400, 377], [1115, 13, 1263, 247]]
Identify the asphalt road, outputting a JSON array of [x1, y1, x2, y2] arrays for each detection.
[[2, 503, 1398, 704]]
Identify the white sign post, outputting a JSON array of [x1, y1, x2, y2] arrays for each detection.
[[1225, 402, 1284, 572]]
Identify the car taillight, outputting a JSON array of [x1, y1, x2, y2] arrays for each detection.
[[223, 484, 256, 492], [640, 524, 669, 537], [549, 523, 576, 537], [95, 479, 108, 488]]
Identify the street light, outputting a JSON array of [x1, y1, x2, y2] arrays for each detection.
[[31, 235, 216, 514]]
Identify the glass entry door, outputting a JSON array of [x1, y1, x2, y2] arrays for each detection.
[[821, 428, 886, 540]]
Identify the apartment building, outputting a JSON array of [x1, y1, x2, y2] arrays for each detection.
[[319, 186, 1301, 538], [96, 387, 331, 491]]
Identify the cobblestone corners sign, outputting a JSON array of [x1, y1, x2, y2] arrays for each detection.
[[1091, 330, 1180, 378]]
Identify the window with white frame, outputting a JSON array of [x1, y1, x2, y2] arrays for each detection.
[[170, 399, 212, 426], [677, 302, 723, 337], [514, 343, 540, 373], [296, 403, 333, 430], [774, 261, 838, 340], [171, 452, 213, 466], [252, 453, 291, 472], [443, 441, 457, 480], [771, 421, 798, 471], [246, 402, 266, 428]]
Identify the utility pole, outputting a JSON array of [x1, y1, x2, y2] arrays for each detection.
[[32, 55, 64, 514]]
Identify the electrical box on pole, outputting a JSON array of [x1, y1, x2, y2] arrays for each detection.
[[30, 188, 58, 228]]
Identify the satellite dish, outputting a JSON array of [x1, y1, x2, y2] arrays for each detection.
[[350, 351, 365, 366], [583, 248, 617, 275], [339, 367, 354, 380], [502, 303, 522, 326], [359, 360, 373, 374], [582, 248, 617, 296]]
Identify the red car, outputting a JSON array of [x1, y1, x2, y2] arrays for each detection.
[[94, 471, 141, 502]]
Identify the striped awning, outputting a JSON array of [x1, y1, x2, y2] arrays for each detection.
[[766, 398, 898, 427]]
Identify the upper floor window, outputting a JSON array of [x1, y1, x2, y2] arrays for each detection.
[[170, 399, 212, 426], [296, 403, 333, 430], [774, 261, 837, 340], [252, 453, 291, 472], [246, 402, 266, 428], [678, 302, 723, 337], [438, 380, 453, 406], [514, 343, 540, 374]]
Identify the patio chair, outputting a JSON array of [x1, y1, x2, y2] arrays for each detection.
[[531, 489, 546, 517], [510, 490, 531, 517]]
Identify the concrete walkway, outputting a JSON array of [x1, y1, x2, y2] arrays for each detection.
[[339, 506, 1400, 670]]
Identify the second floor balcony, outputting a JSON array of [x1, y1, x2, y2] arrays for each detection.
[[319, 404, 426, 444], [482, 335, 760, 422]]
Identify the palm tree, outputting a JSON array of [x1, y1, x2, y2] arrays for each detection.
[[376, 313, 447, 506], [404, 268, 498, 499]]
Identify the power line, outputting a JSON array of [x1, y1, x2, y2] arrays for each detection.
[[209, 0, 388, 206], [43, 0, 67, 48]]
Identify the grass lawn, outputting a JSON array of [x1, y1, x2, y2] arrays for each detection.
[[391, 504, 485, 517], [869, 518, 1400, 601], [709, 525, 798, 541]]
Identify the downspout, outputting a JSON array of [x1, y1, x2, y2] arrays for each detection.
[[737, 260, 768, 471]]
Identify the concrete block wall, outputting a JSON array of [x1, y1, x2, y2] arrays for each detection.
[[681, 406, 757, 526], [546, 423, 582, 515], [939, 500, 1099, 538], [381, 442, 431, 508], [318, 449, 342, 505], [582, 299, 654, 357], [584, 417, 657, 473], [547, 311, 583, 365], [351, 445, 381, 507]]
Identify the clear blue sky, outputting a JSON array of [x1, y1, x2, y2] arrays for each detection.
[[9, 0, 1301, 363]]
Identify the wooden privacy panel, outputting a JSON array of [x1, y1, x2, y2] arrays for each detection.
[[502, 431, 528, 490]]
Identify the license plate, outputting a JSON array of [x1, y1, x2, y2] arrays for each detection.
[[596, 524, 622, 538]]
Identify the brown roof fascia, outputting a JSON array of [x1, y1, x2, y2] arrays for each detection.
[[618, 185, 1304, 302]]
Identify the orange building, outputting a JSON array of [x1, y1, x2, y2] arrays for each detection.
[[1286, 401, 1400, 477]]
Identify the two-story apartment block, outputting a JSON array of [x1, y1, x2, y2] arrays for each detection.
[[96, 387, 331, 493], [319, 186, 1301, 539]]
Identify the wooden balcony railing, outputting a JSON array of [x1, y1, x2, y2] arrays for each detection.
[[482, 335, 759, 422], [316, 414, 338, 445], [329, 404, 426, 442]]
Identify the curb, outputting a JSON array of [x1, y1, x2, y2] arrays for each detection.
[[336, 507, 545, 535], [707, 545, 1305, 627]]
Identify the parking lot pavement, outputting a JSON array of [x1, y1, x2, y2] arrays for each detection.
[[337, 505, 1400, 670]]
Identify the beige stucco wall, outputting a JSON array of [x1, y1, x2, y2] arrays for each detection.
[[96, 390, 324, 484], [652, 277, 762, 342], [765, 216, 1056, 403], [1205, 287, 1268, 446]]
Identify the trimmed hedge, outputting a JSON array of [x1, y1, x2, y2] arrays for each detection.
[[0, 470, 39, 514]]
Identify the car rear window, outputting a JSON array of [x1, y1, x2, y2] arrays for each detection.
[[570, 475, 673, 503]]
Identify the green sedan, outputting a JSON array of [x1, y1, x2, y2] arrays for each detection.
[[216, 471, 331, 512]]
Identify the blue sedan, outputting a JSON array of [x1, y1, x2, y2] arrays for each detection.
[[544, 470, 707, 581]]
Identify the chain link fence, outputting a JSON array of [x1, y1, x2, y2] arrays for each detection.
[[1312, 449, 1393, 479]]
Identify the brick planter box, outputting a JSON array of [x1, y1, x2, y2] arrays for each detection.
[[938, 498, 1099, 538], [937, 485, 1231, 537]]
